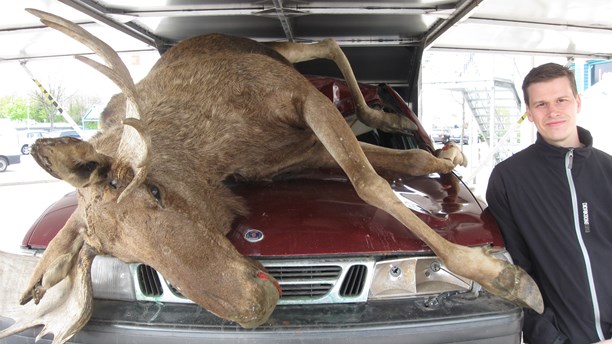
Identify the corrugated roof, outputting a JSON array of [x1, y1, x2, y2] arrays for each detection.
[[3, 0, 611, 62], [1, 0, 610, 103]]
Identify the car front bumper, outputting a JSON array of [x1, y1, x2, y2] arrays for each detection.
[[1, 293, 522, 344]]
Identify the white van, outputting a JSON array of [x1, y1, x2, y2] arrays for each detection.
[[18, 129, 47, 155], [0, 125, 21, 172]]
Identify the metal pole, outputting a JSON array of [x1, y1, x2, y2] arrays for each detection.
[[20, 61, 84, 137], [463, 112, 528, 184]]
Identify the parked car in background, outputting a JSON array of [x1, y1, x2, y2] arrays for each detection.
[[6, 76, 523, 344], [48, 129, 82, 139], [18, 129, 47, 155], [450, 127, 470, 145], [431, 129, 451, 144], [0, 125, 21, 172], [18, 129, 83, 155], [432, 127, 469, 145]]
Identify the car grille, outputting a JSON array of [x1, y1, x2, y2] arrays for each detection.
[[133, 259, 375, 305], [130, 256, 474, 306], [137, 264, 163, 296], [266, 265, 340, 298]]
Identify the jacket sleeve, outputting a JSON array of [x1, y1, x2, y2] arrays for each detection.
[[486, 167, 568, 344]]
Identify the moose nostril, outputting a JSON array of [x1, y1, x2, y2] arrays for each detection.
[[256, 271, 271, 282], [256, 271, 282, 297]]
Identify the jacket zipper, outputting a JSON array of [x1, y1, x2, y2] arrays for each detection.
[[565, 149, 605, 341]]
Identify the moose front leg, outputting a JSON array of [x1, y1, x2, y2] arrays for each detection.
[[306, 141, 466, 176], [268, 39, 417, 133], [301, 92, 544, 313], [360, 141, 467, 175]]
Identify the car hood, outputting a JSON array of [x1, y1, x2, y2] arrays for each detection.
[[22, 169, 503, 256]]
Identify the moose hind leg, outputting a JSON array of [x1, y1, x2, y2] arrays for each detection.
[[301, 92, 543, 313], [268, 39, 417, 133]]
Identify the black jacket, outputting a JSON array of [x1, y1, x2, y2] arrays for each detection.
[[486, 127, 612, 344]]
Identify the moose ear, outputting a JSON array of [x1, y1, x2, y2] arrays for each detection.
[[31, 137, 112, 188]]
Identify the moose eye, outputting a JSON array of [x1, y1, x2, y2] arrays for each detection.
[[149, 184, 162, 201]]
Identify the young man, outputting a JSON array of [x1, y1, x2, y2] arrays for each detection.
[[486, 63, 612, 344]]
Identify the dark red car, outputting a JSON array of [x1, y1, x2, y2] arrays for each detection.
[[6, 76, 522, 344]]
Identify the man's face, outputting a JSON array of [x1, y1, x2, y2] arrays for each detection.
[[526, 76, 581, 147]]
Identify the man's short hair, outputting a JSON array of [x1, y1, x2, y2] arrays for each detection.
[[522, 62, 578, 105]]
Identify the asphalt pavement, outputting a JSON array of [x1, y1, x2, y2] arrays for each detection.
[[0, 155, 74, 254], [0, 154, 58, 186]]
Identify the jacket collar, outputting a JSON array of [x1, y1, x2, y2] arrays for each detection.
[[534, 126, 593, 161]]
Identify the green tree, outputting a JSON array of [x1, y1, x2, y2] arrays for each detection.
[[67, 93, 101, 126], [0, 96, 47, 122], [30, 79, 101, 127], [28, 100, 50, 123], [31, 81, 68, 128]]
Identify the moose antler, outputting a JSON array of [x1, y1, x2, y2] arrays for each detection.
[[0, 244, 95, 344], [26, 8, 151, 202]]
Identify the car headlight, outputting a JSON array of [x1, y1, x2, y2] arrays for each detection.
[[91, 256, 136, 301], [369, 256, 472, 300]]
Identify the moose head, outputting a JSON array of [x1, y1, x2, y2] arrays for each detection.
[[11, 10, 282, 340]]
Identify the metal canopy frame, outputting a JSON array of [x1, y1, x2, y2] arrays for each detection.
[[2, 0, 612, 113], [3, 0, 491, 108], [4, 0, 612, 61]]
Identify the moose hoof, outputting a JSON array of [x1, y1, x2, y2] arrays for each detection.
[[20, 284, 45, 305], [490, 264, 544, 314], [435, 142, 468, 168]]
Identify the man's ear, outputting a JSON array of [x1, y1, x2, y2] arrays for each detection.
[[575, 93, 582, 113], [31, 137, 112, 188], [525, 107, 534, 122]]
